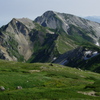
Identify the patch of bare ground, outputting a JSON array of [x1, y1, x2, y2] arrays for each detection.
[[29, 70, 40, 73], [78, 91, 97, 97]]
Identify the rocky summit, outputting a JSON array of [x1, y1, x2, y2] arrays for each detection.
[[0, 17, 56, 62], [35, 11, 100, 45]]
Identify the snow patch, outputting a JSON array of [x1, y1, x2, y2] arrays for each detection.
[[84, 51, 99, 60], [16, 21, 18, 24], [85, 51, 92, 55], [96, 42, 99, 46]]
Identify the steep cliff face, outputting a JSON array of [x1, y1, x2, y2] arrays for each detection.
[[0, 18, 47, 61], [0, 18, 35, 61]]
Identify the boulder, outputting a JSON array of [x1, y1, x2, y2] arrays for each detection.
[[16, 86, 22, 90], [0, 86, 5, 91]]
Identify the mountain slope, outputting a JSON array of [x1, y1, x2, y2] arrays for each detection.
[[0, 18, 57, 62], [0, 18, 35, 61], [35, 11, 100, 46], [1, 11, 100, 64], [0, 17, 76, 62], [53, 42, 100, 73], [28, 29, 77, 63]]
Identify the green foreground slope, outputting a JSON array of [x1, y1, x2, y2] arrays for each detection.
[[0, 60, 100, 99]]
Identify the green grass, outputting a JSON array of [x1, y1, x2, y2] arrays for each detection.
[[55, 31, 77, 54], [0, 60, 100, 99]]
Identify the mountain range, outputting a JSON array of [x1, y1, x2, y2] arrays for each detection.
[[84, 16, 100, 23], [0, 11, 100, 72]]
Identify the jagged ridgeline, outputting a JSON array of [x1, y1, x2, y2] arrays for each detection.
[[0, 11, 100, 63], [0, 18, 59, 62]]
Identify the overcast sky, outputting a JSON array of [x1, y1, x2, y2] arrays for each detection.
[[0, 0, 100, 26]]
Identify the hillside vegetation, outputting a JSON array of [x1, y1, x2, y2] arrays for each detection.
[[0, 60, 100, 99]]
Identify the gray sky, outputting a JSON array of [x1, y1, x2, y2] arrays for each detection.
[[0, 0, 100, 26]]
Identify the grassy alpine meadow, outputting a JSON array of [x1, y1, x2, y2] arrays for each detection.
[[0, 60, 100, 99]]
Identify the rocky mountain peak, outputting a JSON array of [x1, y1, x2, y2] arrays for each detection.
[[34, 11, 100, 45], [15, 18, 35, 29], [8, 18, 35, 31], [42, 10, 56, 17], [0, 18, 36, 61]]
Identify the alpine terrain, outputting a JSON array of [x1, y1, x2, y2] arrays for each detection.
[[0, 11, 100, 99], [0, 11, 100, 70]]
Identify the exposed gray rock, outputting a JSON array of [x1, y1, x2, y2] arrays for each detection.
[[0, 18, 38, 61], [35, 11, 100, 44], [16, 86, 22, 90], [0, 86, 5, 91]]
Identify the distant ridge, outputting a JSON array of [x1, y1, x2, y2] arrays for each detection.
[[84, 16, 100, 23]]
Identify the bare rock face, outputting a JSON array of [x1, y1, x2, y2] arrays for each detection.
[[34, 11, 100, 44], [0, 18, 35, 61], [35, 11, 69, 33], [5, 18, 33, 60]]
